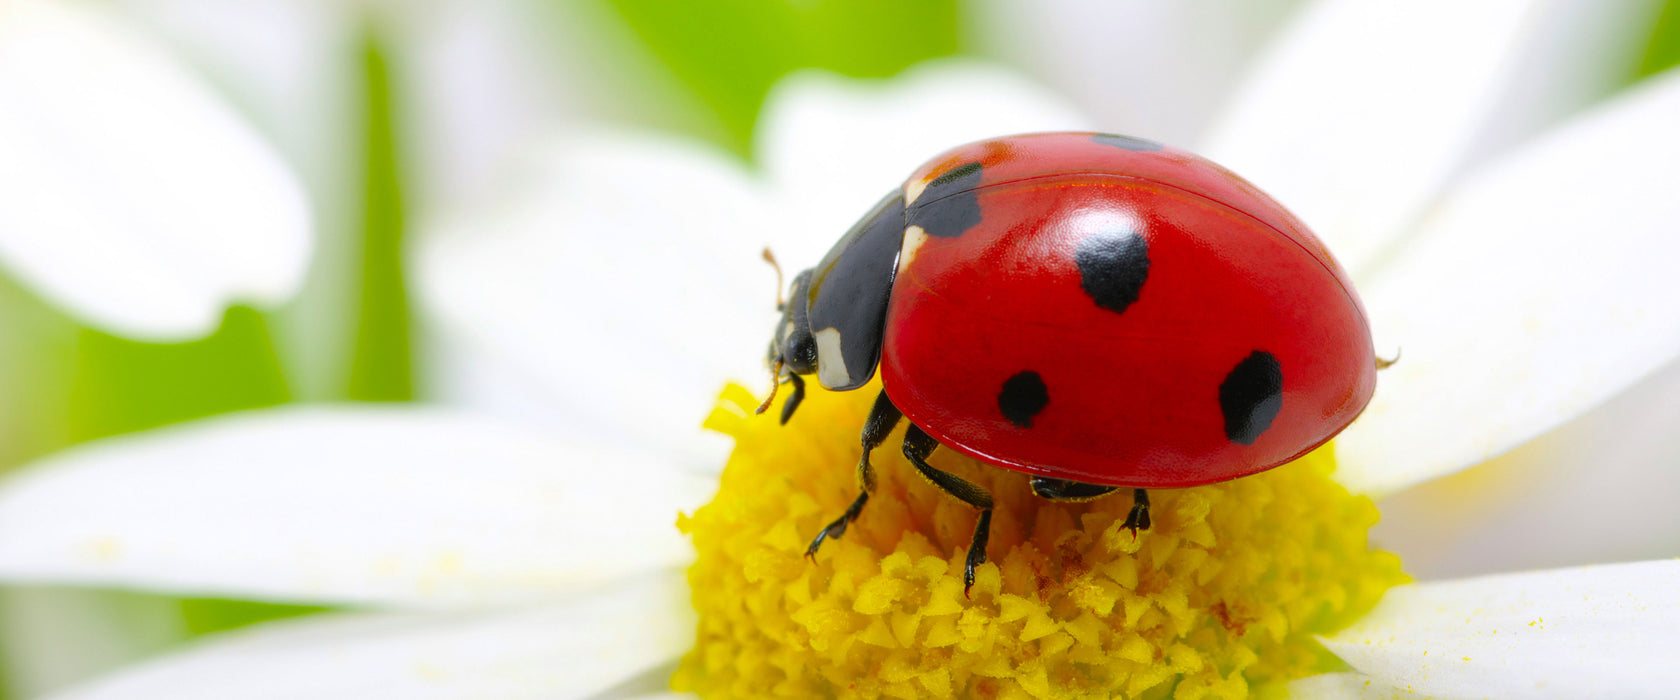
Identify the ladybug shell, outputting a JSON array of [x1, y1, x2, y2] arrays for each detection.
[[879, 133, 1375, 488]]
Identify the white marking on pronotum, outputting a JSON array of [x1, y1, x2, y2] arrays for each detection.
[[905, 177, 931, 206], [814, 327, 851, 388], [898, 225, 929, 275]]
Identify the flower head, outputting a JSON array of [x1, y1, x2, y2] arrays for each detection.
[[678, 381, 1404, 698]]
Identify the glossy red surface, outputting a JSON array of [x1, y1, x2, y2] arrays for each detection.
[[881, 133, 1375, 487]]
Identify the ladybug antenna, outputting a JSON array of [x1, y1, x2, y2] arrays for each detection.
[[757, 359, 784, 415], [1375, 348, 1401, 370], [763, 247, 785, 310]]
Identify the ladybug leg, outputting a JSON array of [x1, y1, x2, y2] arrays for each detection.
[[1030, 478, 1149, 535], [1029, 476, 1119, 502], [805, 391, 902, 559], [902, 424, 994, 594], [1122, 488, 1152, 533], [779, 373, 806, 425]]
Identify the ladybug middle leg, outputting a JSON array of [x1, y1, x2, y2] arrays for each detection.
[[902, 424, 995, 594], [805, 391, 902, 559]]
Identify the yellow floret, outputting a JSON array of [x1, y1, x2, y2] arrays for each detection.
[[675, 381, 1406, 699]]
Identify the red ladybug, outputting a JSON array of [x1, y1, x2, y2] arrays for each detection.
[[762, 132, 1377, 590]]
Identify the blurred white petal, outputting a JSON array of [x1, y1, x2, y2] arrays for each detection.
[[387, 0, 578, 209], [0, 0, 311, 340], [757, 61, 1090, 267], [1321, 560, 1680, 699], [108, 0, 353, 165], [1287, 672, 1429, 699], [1374, 355, 1680, 579], [1202, 0, 1656, 276], [390, 0, 729, 208], [970, 0, 1301, 146], [1336, 70, 1680, 496], [417, 130, 773, 467], [422, 327, 737, 479], [0, 407, 713, 608], [106, 0, 362, 400], [47, 573, 691, 700]]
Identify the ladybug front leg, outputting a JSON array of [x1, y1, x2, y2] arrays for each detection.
[[902, 424, 995, 595], [805, 391, 902, 559], [779, 373, 806, 425]]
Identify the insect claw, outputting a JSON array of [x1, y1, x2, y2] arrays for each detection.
[[1375, 348, 1402, 370]]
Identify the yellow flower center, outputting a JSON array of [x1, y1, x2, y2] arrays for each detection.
[[675, 381, 1405, 699]]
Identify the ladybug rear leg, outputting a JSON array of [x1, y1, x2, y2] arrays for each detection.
[[805, 391, 902, 559], [902, 424, 995, 594], [1122, 488, 1151, 533]]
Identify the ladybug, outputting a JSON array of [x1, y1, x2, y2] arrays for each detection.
[[762, 132, 1379, 591]]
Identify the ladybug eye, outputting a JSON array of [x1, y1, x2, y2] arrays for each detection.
[[783, 329, 817, 374]]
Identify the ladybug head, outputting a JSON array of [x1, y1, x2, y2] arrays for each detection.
[[768, 268, 818, 377]]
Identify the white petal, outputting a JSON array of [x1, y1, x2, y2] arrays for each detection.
[[1202, 0, 1656, 276], [0, 407, 713, 608], [1322, 560, 1680, 700], [757, 61, 1090, 267], [103, 0, 362, 399], [416, 129, 772, 468], [1374, 356, 1680, 579], [385, 0, 578, 208], [1334, 70, 1680, 496], [0, 0, 311, 340], [970, 0, 1301, 146], [107, 0, 352, 161], [1287, 672, 1434, 699], [47, 573, 691, 700]]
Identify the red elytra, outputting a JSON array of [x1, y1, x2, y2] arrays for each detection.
[[764, 131, 1378, 587], [882, 132, 1375, 488]]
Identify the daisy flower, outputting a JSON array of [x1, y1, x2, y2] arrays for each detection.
[[1, 1, 1678, 698]]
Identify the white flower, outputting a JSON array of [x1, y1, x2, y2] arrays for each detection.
[[0, 0, 311, 340], [1, 1, 1679, 697]]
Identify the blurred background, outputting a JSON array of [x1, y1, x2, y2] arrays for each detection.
[[1, 0, 1678, 696]]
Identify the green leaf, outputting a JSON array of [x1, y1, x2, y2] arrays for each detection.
[[1638, 0, 1680, 78], [602, 0, 961, 154], [179, 598, 332, 636], [68, 306, 290, 442], [347, 28, 414, 402]]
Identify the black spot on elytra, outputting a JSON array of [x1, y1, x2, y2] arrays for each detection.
[[998, 371, 1049, 428], [909, 161, 983, 238], [1092, 133, 1164, 152], [1220, 351, 1283, 445], [1076, 229, 1150, 314]]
